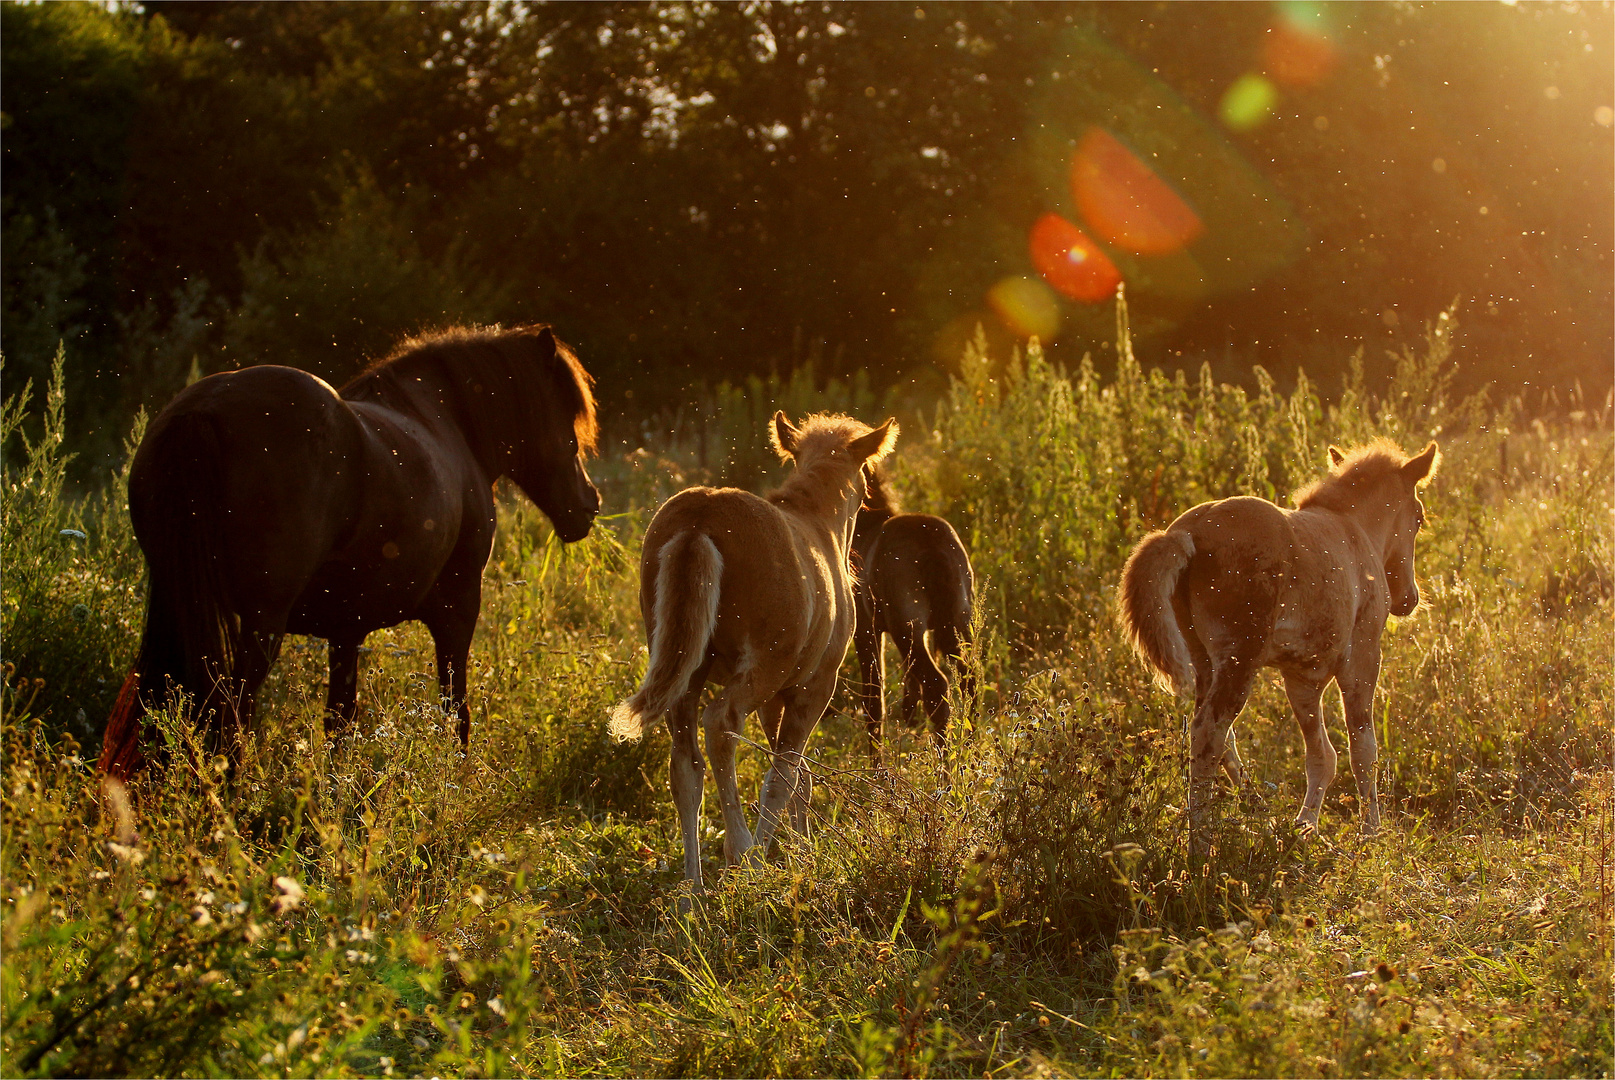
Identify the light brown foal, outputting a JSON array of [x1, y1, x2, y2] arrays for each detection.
[[1120, 440, 1439, 855], [611, 411, 898, 889]]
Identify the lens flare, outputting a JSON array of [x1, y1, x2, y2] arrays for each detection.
[[1263, 22, 1337, 89], [1220, 73, 1279, 132], [1028, 213, 1121, 304], [988, 275, 1062, 340], [1070, 128, 1205, 256]]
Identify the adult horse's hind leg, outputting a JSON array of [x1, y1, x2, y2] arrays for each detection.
[[324, 636, 362, 738], [423, 605, 478, 746], [1282, 672, 1336, 830], [1188, 653, 1259, 857], [219, 628, 284, 764]]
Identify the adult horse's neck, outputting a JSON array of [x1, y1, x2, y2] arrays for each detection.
[[345, 346, 530, 484]]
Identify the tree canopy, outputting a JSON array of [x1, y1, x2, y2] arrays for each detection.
[[4, 1, 1610, 457]]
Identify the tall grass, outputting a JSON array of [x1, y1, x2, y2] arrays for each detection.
[[2, 310, 1609, 1077]]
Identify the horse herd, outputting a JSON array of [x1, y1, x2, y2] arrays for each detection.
[[96, 323, 1438, 880]]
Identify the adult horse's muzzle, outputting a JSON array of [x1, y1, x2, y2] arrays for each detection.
[[1390, 587, 1419, 618], [552, 463, 602, 543]]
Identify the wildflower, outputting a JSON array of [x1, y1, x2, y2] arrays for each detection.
[[487, 996, 506, 1017], [191, 905, 214, 927], [272, 876, 305, 915], [106, 842, 145, 865]]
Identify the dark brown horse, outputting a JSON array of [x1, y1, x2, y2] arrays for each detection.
[[98, 324, 600, 780], [1119, 440, 1438, 854], [851, 465, 975, 764]]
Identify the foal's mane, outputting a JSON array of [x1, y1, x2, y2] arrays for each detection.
[[768, 413, 891, 516], [1294, 438, 1415, 512], [349, 324, 599, 453]]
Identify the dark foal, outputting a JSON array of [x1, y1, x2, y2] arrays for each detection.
[[851, 465, 975, 764], [99, 324, 600, 780]]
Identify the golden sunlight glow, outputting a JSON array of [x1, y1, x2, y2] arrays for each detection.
[[1070, 128, 1205, 256], [1028, 212, 1121, 304], [988, 275, 1062, 340]]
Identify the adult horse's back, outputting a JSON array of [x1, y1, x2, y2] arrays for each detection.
[[99, 324, 600, 779], [1119, 440, 1438, 855]]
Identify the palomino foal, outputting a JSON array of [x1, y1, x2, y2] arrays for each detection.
[[1119, 440, 1438, 854], [611, 412, 898, 889]]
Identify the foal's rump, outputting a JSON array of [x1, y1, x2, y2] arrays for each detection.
[[1118, 527, 1197, 698], [609, 527, 724, 740], [868, 514, 973, 631]]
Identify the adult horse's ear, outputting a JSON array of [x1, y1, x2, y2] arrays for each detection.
[[771, 411, 800, 461], [1328, 445, 1346, 468], [849, 418, 899, 463], [1403, 441, 1440, 485], [534, 327, 558, 362]]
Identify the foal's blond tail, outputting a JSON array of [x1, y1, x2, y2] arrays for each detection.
[[1118, 529, 1196, 699], [609, 531, 723, 741]]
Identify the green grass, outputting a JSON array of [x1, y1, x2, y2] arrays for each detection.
[[2, 310, 1610, 1077]]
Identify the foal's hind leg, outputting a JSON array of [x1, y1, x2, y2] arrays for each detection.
[[703, 685, 760, 866], [933, 621, 974, 704], [759, 692, 810, 837], [667, 690, 708, 889], [1282, 673, 1336, 830], [1188, 654, 1259, 857], [892, 623, 947, 734], [1339, 646, 1385, 833], [854, 620, 886, 765], [752, 675, 835, 864]]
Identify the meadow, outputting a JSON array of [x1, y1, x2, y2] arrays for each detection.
[[2, 307, 1611, 1078]]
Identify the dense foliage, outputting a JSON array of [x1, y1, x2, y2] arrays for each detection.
[[2, 313, 1609, 1076], [3, 1, 1610, 469]]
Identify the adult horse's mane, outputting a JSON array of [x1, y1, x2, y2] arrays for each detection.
[[1294, 438, 1428, 512], [862, 462, 901, 515], [346, 324, 599, 453]]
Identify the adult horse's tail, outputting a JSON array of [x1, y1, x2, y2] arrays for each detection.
[[609, 531, 722, 741], [99, 414, 238, 780], [1118, 529, 1196, 699]]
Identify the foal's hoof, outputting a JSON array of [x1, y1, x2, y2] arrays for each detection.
[[671, 880, 705, 918]]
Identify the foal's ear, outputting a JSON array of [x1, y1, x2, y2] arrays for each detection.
[[849, 418, 899, 463], [1403, 441, 1440, 485], [770, 411, 800, 461], [1328, 445, 1346, 468]]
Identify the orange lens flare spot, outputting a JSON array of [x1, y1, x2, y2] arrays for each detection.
[[1071, 128, 1205, 256], [1263, 22, 1337, 89], [988, 276, 1062, 340], [1028, 213, 1121, 304]]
